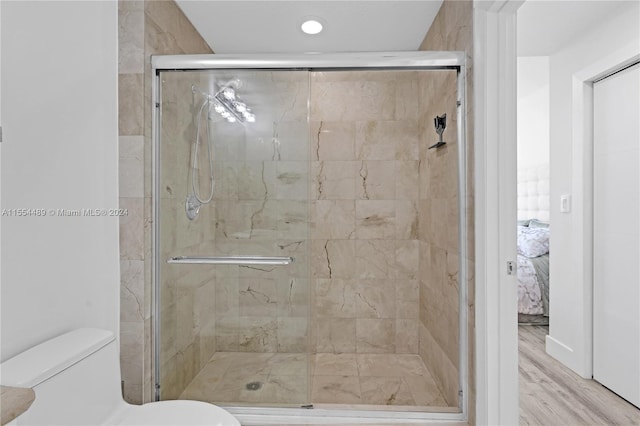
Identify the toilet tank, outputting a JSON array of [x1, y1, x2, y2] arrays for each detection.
[[0, 328, 126, 425]]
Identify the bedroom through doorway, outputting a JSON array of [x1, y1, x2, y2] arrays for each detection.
[[515, 1, 640, 423]]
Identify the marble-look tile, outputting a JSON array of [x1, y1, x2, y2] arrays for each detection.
[[214, 278, 239, 317], [312, 240, 356, 279], [236, 161, 276, 200], [179, 352, 456, 406], [269, 353, 308, 376], [180, 361, 228, 401], [396, 279, 419, 302], [355, 240, 395, 279], [119, 197, 145, 260], [315, 279, 357, 318], [120, 260, 145, 322], [237, 317, 279, 353], [394, 121, 420, 161], [395, 161, 420, 200], [262, 375, 308, 404], [311, 376, 361, 404], [277, 277, 309, 317], [160, 302, 177, 362], [123, 383, 143, 405], [238, 279, 278, 317], [419, 323, 459, 406], [395, 240, 419, 279], [403, 375, 448, 407], [396, 298, 419, 321], [198, 317, 217, 369], [193, 280, 216, 326], [118, 1, 144, 74], [221, 352, 275, 378], [277, 200, 308, 240], [395, 319, 419, 354], [312, 200, 356, 240], [276, 121, 309, 161], [355, 280, 395, 319], [144, 0, 212, 55], [208, 373, 271, 403], [355, 121, 419, 161], [357, 354, 428, 377], [175, 292, 195, 352], [357, 161, 396, 200], [355, 200, 396, 240], [313, 161, 358, 200], [179, 351, 451, 408], [359, 377, 415, 406], [311, 121, 356, 161], [119, 136, 144, 198], [356, 319, 395, 353], [118, 73, 143, 135], [395, 78, 420, 121], [395, 201, 419, 240], [276, 317, 308, 352], [355, 121, 395, 161], [314, 318, 356, 353], [275, 161, 308, 200], [121, 320, 144, 403], [313, 353, 358, 376], [311, 81, 395, 122], [396, 279, 419, 320]]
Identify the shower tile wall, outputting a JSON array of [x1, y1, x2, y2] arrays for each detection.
[[158, 71, 220, 400], [309, 71, 422, 355], [417, 70, 460, 406], [210, 72, 310, 355], [418, 0, 474, 411], [118, 0, 212, 403]]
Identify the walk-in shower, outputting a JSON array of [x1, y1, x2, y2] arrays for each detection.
[[152, 52, 468, 424]]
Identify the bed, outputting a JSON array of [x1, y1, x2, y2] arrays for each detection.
[[517, 165, 550, 322]]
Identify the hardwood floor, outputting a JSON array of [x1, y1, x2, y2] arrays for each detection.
[[519, 325, 640, 425]]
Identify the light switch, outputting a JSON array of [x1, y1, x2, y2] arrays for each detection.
[[560, 194, 571, 213]]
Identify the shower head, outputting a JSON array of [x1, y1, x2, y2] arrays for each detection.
[[213, 82, 255, 123]]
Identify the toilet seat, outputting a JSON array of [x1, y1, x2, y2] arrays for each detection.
[[108, 400, 240, 426]]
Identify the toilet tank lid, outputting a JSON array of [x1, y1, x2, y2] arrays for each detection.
[[0, 328, 114, 388]]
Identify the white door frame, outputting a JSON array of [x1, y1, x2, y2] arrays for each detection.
[[545, 43, 640, 378], [473, 1, 522, 424], [475, 0, 640, 424]]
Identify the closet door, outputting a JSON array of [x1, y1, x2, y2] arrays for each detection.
[[593, 63, 640, 408]]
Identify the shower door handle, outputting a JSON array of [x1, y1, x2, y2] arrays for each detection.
[[167, 256, 294, 265]]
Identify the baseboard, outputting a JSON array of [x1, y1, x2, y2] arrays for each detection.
[[545, 334, 575, 369]]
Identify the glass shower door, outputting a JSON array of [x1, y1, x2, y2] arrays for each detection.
[[157, 69, 310, 406]]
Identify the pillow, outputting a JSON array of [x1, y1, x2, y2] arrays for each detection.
[[529, 219, 549, 229], [518, 219, 531, 227], [517, 226, 550, 257]]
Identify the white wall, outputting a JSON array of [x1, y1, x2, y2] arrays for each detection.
[[0, 1, 119, 361], [546, 1, 640, 377], [517, 56, 549, 169]]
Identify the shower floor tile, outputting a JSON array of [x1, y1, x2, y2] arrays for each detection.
[[179, 352, 448, 408]]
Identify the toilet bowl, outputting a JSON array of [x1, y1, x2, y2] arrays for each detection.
[[0, 328, 240, 426]]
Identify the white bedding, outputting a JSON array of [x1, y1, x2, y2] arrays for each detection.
[[517, 254, 544, 315]]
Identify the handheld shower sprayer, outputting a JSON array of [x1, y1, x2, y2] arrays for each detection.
[[186, 89, 216, 221]]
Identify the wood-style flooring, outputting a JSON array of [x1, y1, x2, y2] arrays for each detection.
[[519, 325, 640, 425]]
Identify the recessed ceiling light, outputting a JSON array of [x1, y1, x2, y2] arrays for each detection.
[[301, 19, 323, 35]]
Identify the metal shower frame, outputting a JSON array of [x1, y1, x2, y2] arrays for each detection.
[[151, 51, 468, 425]]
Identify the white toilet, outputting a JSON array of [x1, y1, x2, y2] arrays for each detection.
[[0, 328, 240, 425]]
